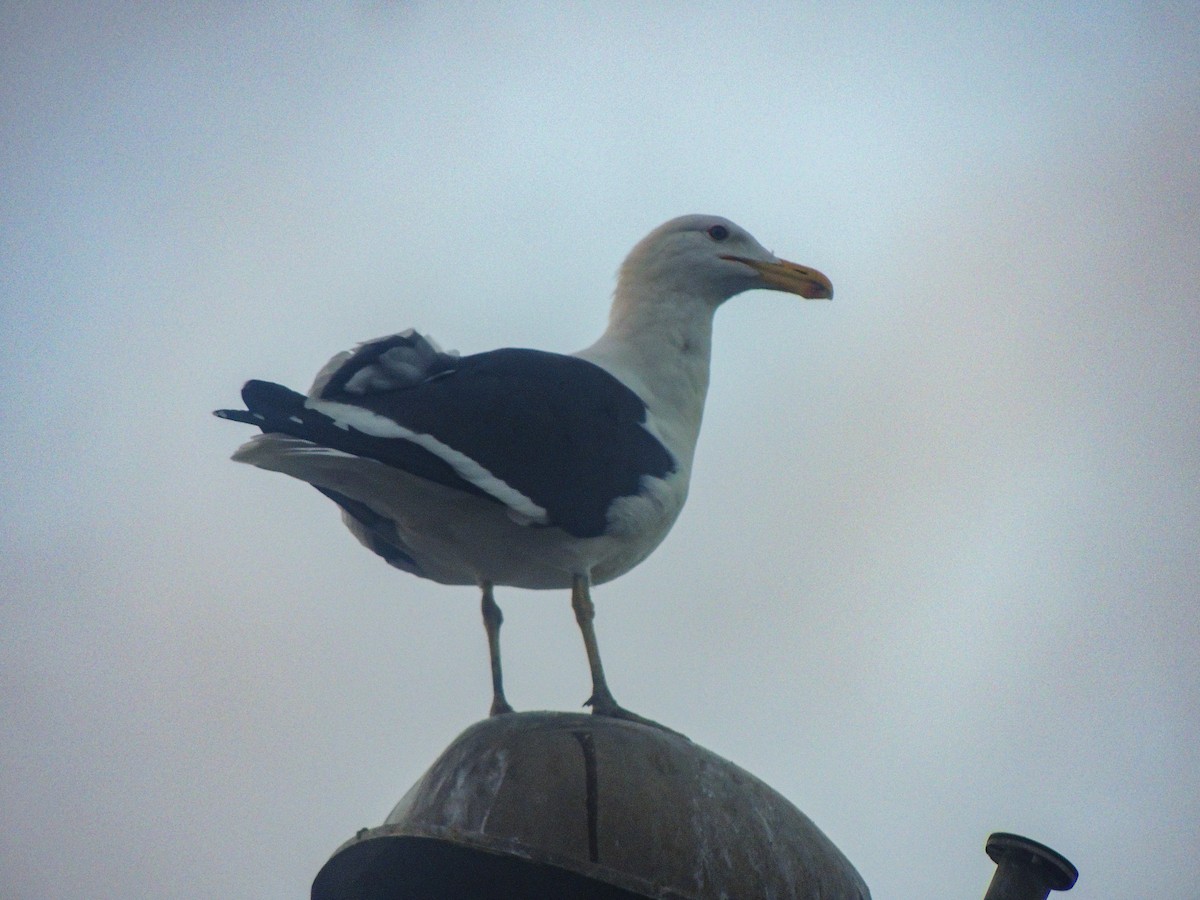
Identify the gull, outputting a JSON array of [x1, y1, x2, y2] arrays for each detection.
[[215, 214, 832, 722]]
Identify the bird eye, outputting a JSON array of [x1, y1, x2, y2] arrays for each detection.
[[707, 224, 729, 241]]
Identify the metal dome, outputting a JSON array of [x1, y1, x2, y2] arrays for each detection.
[[313, 711, 870, 899]]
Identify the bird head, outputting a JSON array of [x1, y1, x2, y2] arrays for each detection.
[[617, 215, 833, 307]]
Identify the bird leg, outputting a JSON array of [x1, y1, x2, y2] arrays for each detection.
[[571, 574, 615, 710], [571, 574, 660, 726], [480, 582, 514, 716]]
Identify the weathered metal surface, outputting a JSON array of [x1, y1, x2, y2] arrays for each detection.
[[312, 711, 870, 899], [983, 832, 1077, 900]]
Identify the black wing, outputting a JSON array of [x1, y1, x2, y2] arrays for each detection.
[[217, 348, 676, 538]]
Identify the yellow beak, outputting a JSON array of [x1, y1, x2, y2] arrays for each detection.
[[722, 255, 834, 300]]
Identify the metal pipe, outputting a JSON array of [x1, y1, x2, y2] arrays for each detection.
[[983, 832, 1078, 900]]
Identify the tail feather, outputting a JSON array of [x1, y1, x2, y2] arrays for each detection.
[[214, 379, 497, 506]]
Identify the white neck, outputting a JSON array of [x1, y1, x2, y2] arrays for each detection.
[[575, 284, 720, 471]]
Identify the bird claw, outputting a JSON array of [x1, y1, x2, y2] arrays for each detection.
[[584, 693, 672, 731], [489, 697, 515, 716]]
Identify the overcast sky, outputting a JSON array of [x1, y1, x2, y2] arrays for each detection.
[[3, 3, 1198, 898]]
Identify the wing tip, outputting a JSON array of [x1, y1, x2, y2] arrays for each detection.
[[213, 407, 265, 425]]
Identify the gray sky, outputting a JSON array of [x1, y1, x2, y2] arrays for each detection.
[[3, 3, 1197, 897]]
